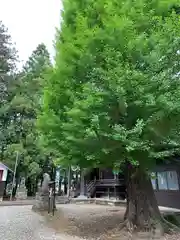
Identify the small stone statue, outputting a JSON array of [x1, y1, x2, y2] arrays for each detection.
[[16, 177, 27, 200], [37, 180, 41, 191], [32, 173, 51, 211], [21, 177, 26, 186], [41, 173, 50, 195]]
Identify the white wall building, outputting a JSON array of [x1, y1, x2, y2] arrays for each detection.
[[0, 162, 13, 201]]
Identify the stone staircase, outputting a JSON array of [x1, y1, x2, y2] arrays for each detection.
[[86, 180, 96, 197]]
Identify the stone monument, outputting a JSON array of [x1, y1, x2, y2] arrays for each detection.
[[16, 177, 27, 200], [77, 169, 87, 199], [32, 173, 51, 211]]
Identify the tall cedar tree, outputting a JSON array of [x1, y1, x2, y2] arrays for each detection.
[[39, 0, 180, 233], [4, 44, 51, 196], [0, 21, 17, 161]]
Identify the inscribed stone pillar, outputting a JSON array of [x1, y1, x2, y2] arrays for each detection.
[[78, 168, 87, 199]]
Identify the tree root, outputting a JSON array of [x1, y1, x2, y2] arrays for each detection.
[[122, 217, 180, 238], [116, 220, 163, 240], [121, 217, 180, 239], [161, 216, 180, 233], [106, 218, 180, 240], [119, 219, 129, 230]]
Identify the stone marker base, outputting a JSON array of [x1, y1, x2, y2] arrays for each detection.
[[32, 193, 51, 211], [95, 198, 126, 206], [70, 197, 126, 206], [77, 195, 87, 199], [56, 196, 70, 204], [16, 191, 27, 200]]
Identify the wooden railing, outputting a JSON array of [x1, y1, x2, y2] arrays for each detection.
[[86, 178, 125, 193], [96, 178, 125, 185]]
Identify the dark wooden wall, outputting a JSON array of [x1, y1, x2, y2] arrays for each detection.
[[153, 163, 180, 209], [155, 190, 180, 209], [100, 169, 114, 179]]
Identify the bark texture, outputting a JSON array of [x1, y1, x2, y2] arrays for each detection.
[[124, 166, 163, 233]]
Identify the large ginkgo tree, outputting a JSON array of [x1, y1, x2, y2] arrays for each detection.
[[38, 0, 180, 234]]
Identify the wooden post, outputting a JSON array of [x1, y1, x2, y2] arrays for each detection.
[[114, 186, 117, 199], [80, 169, 85, 196]]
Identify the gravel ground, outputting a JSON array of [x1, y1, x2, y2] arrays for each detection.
[[0, 205, 81, 240], [0, 204, 180, 240]]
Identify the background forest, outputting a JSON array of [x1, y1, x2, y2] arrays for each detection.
[[0, 21, 53, 196]]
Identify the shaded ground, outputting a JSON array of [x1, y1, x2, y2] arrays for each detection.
[[42, 204, 180, 240], [42, 204, 125, 239]]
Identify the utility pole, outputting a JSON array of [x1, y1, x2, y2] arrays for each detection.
[[10, 151, 19, 201], [67, 166, 71, 197]]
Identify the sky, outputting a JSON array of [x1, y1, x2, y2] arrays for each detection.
[[0, 0, 62, 68]]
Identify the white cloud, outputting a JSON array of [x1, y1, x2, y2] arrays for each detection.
[[0, 0, 62, 67]]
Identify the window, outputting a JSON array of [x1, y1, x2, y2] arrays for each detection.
[[167, 171, 179, 190], [151, 170, 179, 191], [157, 172, 168, 190], [151, 172, 157, 190]]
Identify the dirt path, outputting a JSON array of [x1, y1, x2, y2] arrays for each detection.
[[43, 204, 180, 240]]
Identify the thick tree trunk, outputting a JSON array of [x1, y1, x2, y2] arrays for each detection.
[[124, 166, 163, 233], [58, 177, 62, 195], [80, 169, 85, 196], [64, 170, 67, 195]]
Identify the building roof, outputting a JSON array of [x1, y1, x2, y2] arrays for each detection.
[[0, 162, 13, 172]]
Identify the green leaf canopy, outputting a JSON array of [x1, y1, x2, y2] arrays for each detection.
[[39, 0, 180, 170]]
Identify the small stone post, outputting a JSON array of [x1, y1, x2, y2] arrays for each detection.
[[77, 168, 87, 199], [16, 177, 27, 200]]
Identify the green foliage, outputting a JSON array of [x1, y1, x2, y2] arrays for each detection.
[[0, 21, 18, 162], [0, 21, 17, 73], [23, 43, 51, 79], [0, 39, 51, 185], [8, 44, 51, 177], [39, 0, 180, 171]]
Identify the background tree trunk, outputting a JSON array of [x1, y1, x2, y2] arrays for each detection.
[[124, 165, 162, 232], [12, 176, 20, 198]]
